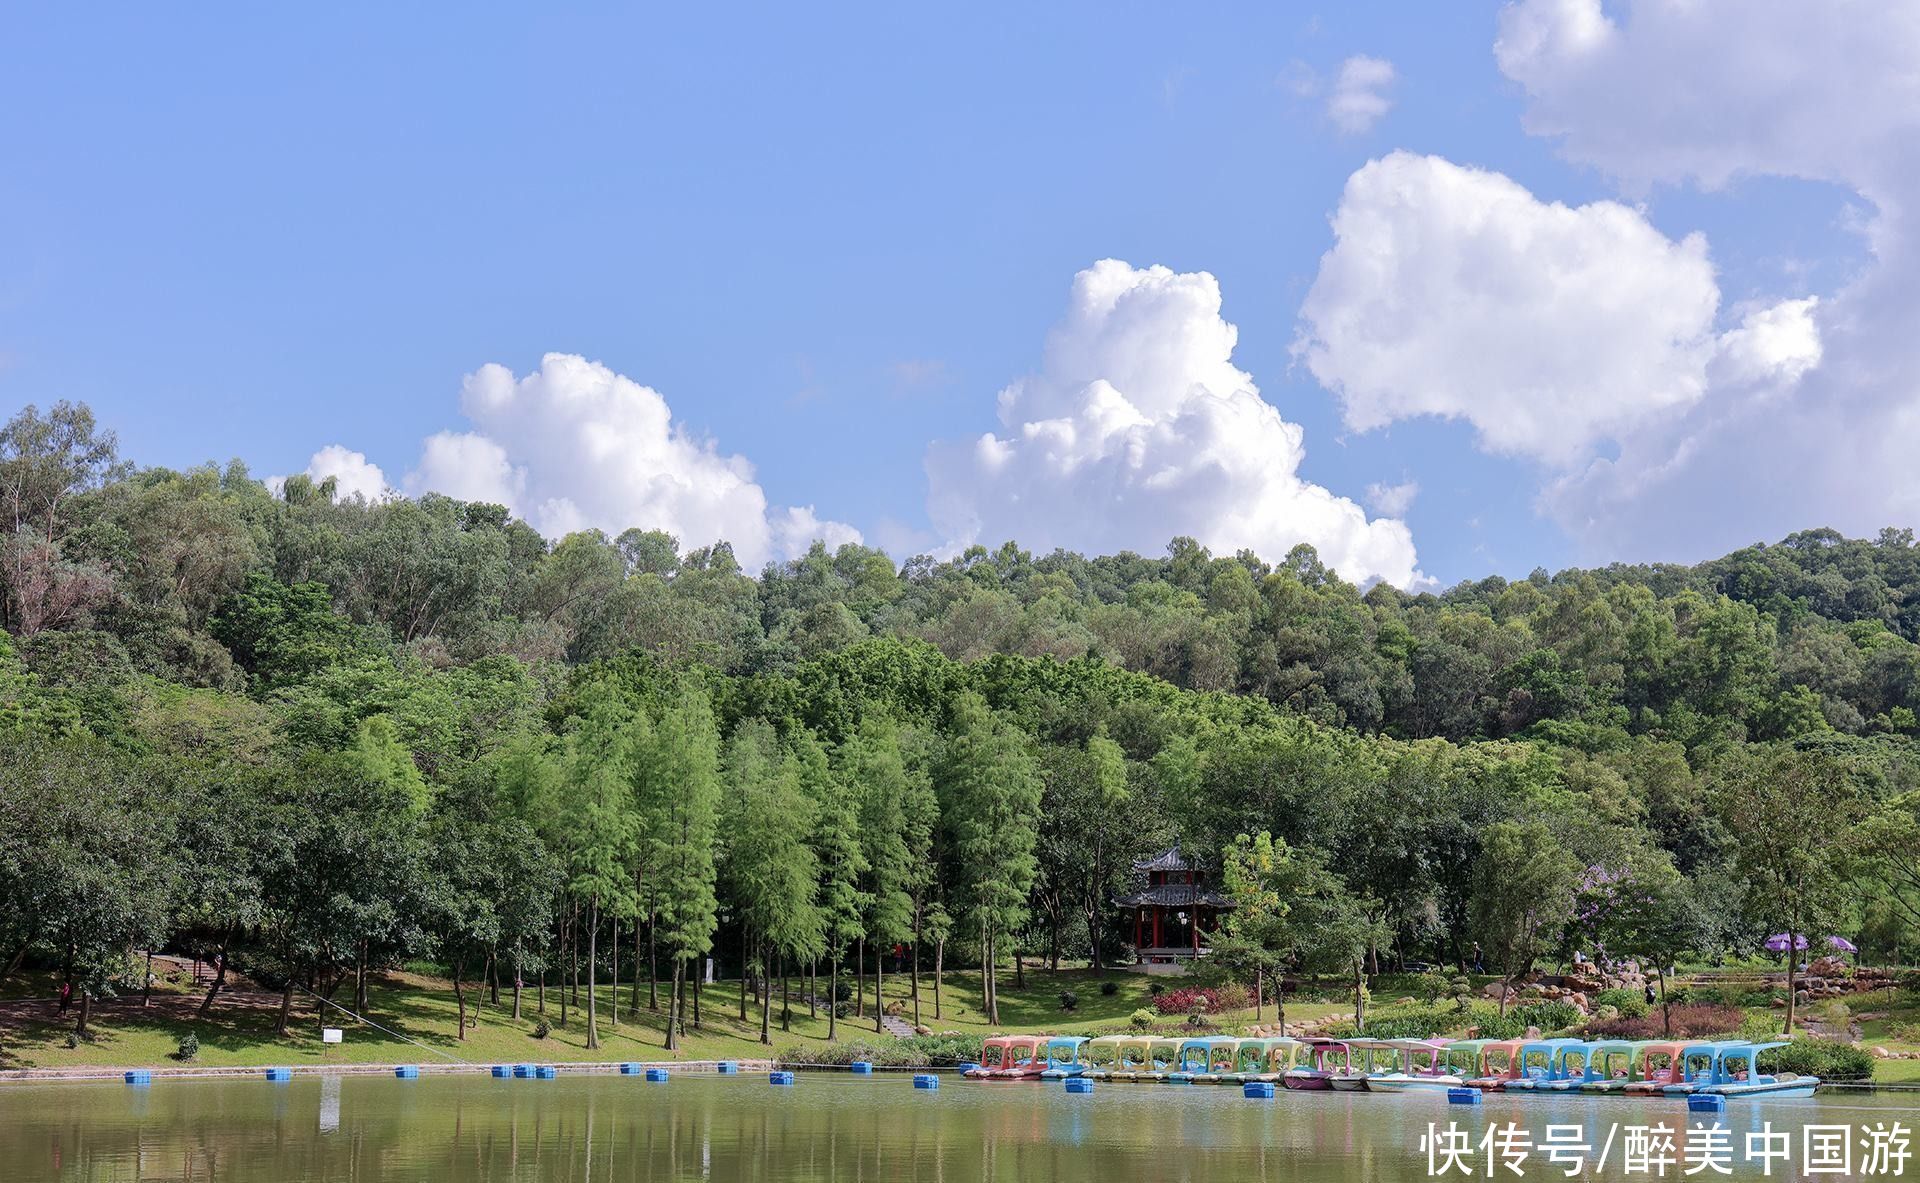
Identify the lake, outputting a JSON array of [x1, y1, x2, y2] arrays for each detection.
[[3, 1071, 1914, 1181]]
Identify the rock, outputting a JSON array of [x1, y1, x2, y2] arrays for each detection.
[[914, 1025, 932, 1036], [1525, 1026, 1542, 1041], [1874, 1046, 1892, 1059], [1571, 992, 1590, 1012]]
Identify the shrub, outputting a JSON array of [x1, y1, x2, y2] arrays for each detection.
[[1058, 991, 1079, 1013], [1585, 1004, 1746, 1040], [1130, 1008, 1156, 1031], [1592, 988, 1648, 1019], [780, 1034, 984, 1068], [832, 981, 853, 1003], [1099, 979, 1119, 996], [1213, 983, 1251, 1012], [1151, 986, 1219, 1015], [1147, 980, 1164, 997], [1472, 1000, 1586, 1040], [1760, 1039, 1873, 1081], [176, 1033, 199, 1061], [532, 1020, 552, 1040]]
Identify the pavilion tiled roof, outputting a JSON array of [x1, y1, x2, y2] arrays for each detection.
[[1114, 883, 1234, 908], [1132, 845, 1197, 873]]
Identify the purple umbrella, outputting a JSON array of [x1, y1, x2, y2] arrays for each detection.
[[1764, 933, 1808, 953], [1827, 936, 1859, 953]]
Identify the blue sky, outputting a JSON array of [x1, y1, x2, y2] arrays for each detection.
[[0, 3, 1897, 587]]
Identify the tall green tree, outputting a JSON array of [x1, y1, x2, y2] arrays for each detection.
[[633, 687, 724, 1049], [724, 719, 822, 1043], [1469, 820, 1580, 1015], [938, 691, 1040, 1025]]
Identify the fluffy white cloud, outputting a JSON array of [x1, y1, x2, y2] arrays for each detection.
[[283, 444, 391, 503], [1327, 55, 1396, 134], [1297, 152, 1817, 466], [1365, 480, 1419, 517], [394, 353, 856, 567], [926, 260, 1422, 588], [1488, 0, 1920, 560]]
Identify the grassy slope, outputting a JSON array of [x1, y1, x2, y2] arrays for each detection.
[[0, 966, 1345, 1072]]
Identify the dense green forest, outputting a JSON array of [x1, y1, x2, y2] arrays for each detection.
[[6, 400, 1920, 1046]]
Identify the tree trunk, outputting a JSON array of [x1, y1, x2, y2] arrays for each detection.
[[759, 943, 773, 1045], [739, 929, 749, 1021], [570, 902, 581, 1006], [538, 964, 546, 1015], [198, 923, 235, 1017], [691, 958, 701, 1029], [1255, 966, 1263, 1022], [75, 989, 91, 1037], [355, 940, 369, 1014], [648, 910, 659, 1011], [611, 916, 620, 1027], [781, 957, 791, 1033], [631, 911, 642, 1012], [911, 902, 923, 1031], [808, 959, 817, 1019], [855, 937, 865, 1019], [454, 959, 467, 1040], [829, 952, 839, 1040], [1657, 964, 1672, 1035], [983, 924, 998, 1026], [488, 950, 500, 1007], [874, 944, 885, 1034], [934, 938, 944, 1020], [665, 957, 682, 1052], [586, 898, 601, 1050], [142, 950, 154, 1007], [276, 979, 295, 1036], [512, 957, 523, 1021]]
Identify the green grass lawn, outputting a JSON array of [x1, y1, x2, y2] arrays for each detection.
[[0, 964, 1347, 1072]]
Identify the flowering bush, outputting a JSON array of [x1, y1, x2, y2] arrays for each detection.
[[1585, 1004, 1746, 1040], [1212, 983, 1252, 1012], [1152, 986, 1219, 1015]]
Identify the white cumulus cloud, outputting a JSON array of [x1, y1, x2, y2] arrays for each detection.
[[1327, 55, 1397, 134], [1486, 0, 1920, 561], [392, 353, 858, 567], [278, 444, 391, 503], [926, 259, 1423, 588], [1365, 480, 1420, 517], [1296, 151, 1820, 467]]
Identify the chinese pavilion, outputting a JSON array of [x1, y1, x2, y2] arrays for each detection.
[[1116, 845, 1235, 963]]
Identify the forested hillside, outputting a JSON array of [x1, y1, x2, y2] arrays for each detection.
[[6, 400, 1920, 1044]]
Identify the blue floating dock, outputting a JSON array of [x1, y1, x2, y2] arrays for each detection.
[[124, 1070, 152, 1086], [620, 1063, 642, 1076], [1065, 1077, 1095, 1094], [1243, 1081, 1276, 1098], [914, 1074, 940, 1090], [264, 1068, 291, 1083], [716, 1061, 739, 1074], [512, 1063, 534, 1078], [1447, 1088, 1482, 1105], [956, 1061, 981, 1074], [1688, 1094, 1727, 1113], [769, 1070, 796, 1086], [491, 1065, 513, 1078], [534, 1066, 557, 1080], [849, 1061, 873, 1075], [394, 1065, 420, 1079], [646, 1067, 670, 1082]]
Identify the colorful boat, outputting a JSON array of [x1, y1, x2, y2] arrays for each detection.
[[1128, 1037, 1183, 1082], [1659, 1042, 1751, 1097], [1039, 1036, 1091, 1078], [1169, 1036, 1234, 1083], [1460, 1039, 1525, 1090], [1218, 1037, 1284, 1083], [1330, 1039, 1398, 1091], [966, 1034, 1046, 1079], [1366, 1038, 1465, 1093], [1502, 1038, 1589, 1092], [1700, 1042, 1819, 1099], [1080, 1034, 1130, 1080], [1621, 1042, 1687, 1095], [1283, 1038, 1347, 1090], [1579, 1040, 1657, 1094]]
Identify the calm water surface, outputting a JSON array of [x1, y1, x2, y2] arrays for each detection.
[[2, 1073, 1912, 1182]]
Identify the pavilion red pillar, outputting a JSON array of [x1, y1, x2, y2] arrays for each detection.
[[1193, 910, 1200, 953], [1153, 909, 1162, 951]]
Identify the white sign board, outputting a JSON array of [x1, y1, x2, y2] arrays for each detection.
[[322, 1027, 343, 1044]]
